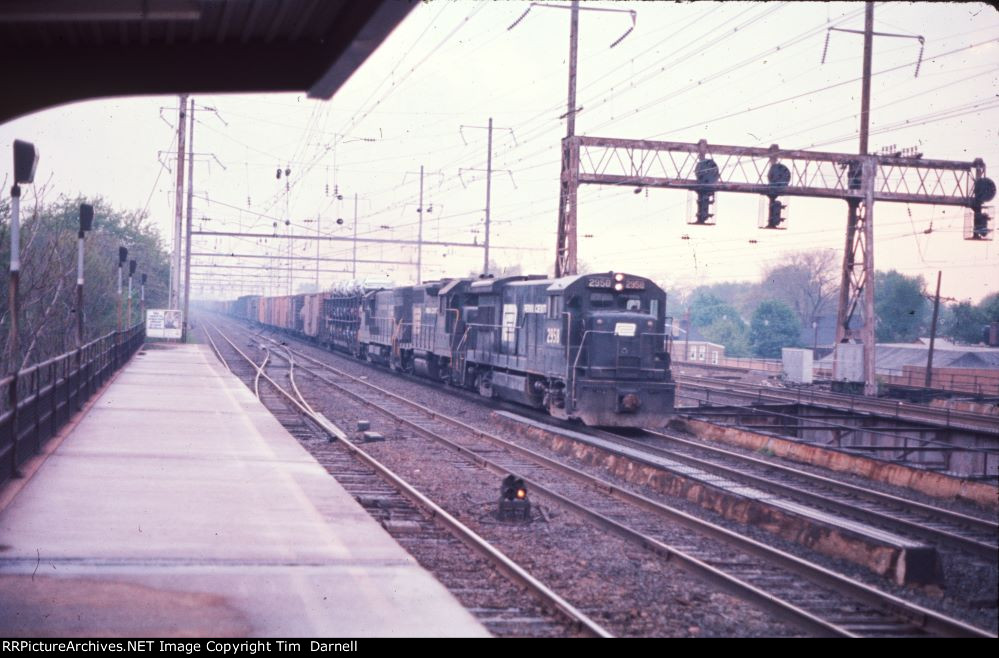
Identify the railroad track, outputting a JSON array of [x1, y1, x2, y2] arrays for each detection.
[[574, 425, 999, 561], [675, 374, 999, 436], [216, 316, 993, 638], [202, 322, 607, 638], [211, 313, 998, 560]]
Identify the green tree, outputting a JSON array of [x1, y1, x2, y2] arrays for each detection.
[[688, 291, 741, 329], [689, 281, 759, 316], [874, 270, 927, 343], [1, 195, 170, 371], [702, 315, 751, 357], [945, 301, 986, 344], [979, 292, 999, 323], [758, 250, 838, 328], [749, 300, 801, 358]]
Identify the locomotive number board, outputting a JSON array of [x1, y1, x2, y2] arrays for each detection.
[[587, 277, 613, 288]]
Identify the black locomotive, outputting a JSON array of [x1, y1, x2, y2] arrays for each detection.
[[230, 272, 675, 427]]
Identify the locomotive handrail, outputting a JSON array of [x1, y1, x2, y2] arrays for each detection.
[[569, 329, 615, 410]]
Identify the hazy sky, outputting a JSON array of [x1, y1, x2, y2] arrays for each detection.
[[2, 1, 997, 304]]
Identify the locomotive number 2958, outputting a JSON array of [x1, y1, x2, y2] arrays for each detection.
[[546, 327, 561, 344]]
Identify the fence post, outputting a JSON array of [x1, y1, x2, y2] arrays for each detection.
[[50, 361, 57, 437], [30, 370, 39, 453], [8, 374, 18, 477]]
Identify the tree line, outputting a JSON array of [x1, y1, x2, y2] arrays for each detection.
[[1, 194, 170, 373], [667, 250, 999, 358]]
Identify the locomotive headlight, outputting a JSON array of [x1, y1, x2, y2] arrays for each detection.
[[614, 273, 625, 282], [614, 282, 624, 291]]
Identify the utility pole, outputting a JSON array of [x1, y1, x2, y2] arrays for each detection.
[[171, 94, 188, 310], [288, 220, 294, 295], [353, 193, 358, 279], [485, 117, 493, 275], [117, 246, 127, 332], [459, 120, 516, 275], [859, 2, 874, 156], [182, 97, 194, 341], [8, 140, 39, 373], [558, 0, 580, 278], [823, 1, 927, 396], [925, 270, 942, 389], [508, 1, 636, 277], [127, 259, 137, 327], [7, 181, 20, 371], [683, 307, 691, 364], [417, 164, 424, 284], [76, 205, 94, 348], [833, 2, 877, 395]]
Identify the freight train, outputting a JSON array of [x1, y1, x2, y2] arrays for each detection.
[[228, 272, 675, 427]]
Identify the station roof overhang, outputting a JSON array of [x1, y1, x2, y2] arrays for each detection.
[[0, 0, 417, 123]]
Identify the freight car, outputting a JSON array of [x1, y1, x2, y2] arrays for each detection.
[[231, 272, 675, 427]]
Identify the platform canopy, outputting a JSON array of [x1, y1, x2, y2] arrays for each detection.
[[0, 0, 416, 123]]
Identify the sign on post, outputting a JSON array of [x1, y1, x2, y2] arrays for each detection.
[[146, 309, 183, 339]]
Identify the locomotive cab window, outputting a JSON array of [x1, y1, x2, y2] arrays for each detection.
[[547, 295, 563, 320]]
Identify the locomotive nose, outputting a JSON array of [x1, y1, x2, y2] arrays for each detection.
[[620, 392, 641, 412]]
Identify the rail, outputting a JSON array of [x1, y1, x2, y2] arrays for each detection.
[[0, 323, 145, 486]]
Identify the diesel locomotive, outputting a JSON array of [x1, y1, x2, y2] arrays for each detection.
[[229, 272, 675, 427]]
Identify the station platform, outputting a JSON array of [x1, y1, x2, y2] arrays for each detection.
[[0, 343, 488, 637]]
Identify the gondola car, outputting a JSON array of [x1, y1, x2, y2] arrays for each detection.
[[231, 271, 675, 427]]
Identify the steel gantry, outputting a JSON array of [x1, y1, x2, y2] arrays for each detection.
[[554, 134, 994, 395]]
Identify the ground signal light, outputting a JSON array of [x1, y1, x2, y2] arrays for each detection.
[[498, 474, 530, 521]]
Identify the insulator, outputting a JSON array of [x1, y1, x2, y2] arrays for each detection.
[[914, 41, 925, 78], [821, 30, 831, 64]]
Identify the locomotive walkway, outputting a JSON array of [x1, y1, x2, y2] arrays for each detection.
[[0, 343, 487, 637]]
